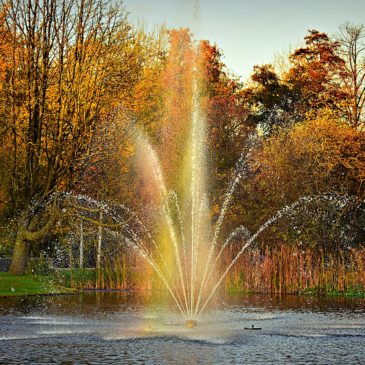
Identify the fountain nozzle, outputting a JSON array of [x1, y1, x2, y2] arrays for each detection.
[[186, 319, 198, 328]]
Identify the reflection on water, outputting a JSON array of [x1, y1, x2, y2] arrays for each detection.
[[0, 292, 364, 364]]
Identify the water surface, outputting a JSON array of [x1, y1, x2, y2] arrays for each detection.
[[0, 292, 364, 364]]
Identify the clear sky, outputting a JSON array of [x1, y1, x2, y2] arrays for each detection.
[[123, 0, 365, 81]]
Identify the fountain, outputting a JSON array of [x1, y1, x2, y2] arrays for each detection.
[[114, 44, 359, 327], [44, 179, 356, 330], [46, 39, 353, 328], [2, 23, 365, 365], [14, 39, 361, 329]]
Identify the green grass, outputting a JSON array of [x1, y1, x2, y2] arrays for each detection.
[[225, 286, 365, 298], [55, 268, 96, 289], [301, 285, 365, 298], [0, 272, 75, 297]]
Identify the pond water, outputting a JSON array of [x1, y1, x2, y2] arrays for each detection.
[[0, 292, 364, 364]]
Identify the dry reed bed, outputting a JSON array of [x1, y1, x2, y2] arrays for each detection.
[[224, 244, 365, 294], [78, 245, 365, 295]]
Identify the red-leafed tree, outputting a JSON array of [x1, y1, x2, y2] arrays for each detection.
[[286, 30, 347, 115], [200, 41, 250, 168]]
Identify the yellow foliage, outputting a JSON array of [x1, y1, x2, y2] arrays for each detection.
[[254, 116, 365, 198]]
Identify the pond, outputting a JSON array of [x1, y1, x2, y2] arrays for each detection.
[[0, 292, 364, 364]]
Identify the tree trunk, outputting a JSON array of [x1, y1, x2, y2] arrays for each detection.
[[9, 232, 30, 275], [96, 211, 103, 288], [96, 211, 103, 271], [9, 208, 58, 275], [79, 220, 84, 269]]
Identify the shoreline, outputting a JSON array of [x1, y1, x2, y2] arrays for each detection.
[[1, 286, 364, 300], [1, 272, 364, 299]]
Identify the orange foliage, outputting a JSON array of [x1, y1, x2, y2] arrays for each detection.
[[225, 244, 365, 295], [286, 30, 347, 113], [254, 115, 365, 199]]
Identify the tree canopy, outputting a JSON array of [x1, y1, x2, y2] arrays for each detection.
[[0, 2, 364, 274]]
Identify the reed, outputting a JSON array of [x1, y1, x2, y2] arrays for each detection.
[[224, 244, 365, 295], [93, 254, 165, 290], [224, 244, 365, 296], [61, 244, 365, 297], [95, 255, 129, 290]]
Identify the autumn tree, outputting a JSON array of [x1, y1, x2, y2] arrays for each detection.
[[337, 23, 365, 128], [195, 40, 254, 235], [72, 28, 165, 205], [0, 0, 144, 274], [241, 64, 299, 134], [241, 114, 365, 249], [201, 40, 250, 166], [242, 30, 349, 134], [0, 4, 13, 216], [286, 30, 347, 117]]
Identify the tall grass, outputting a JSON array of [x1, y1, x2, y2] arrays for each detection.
[[95, 254, 164, 290], [96, 255, 128, 290], [56, 268, 96, 289], [224, 244, 365, 296], [60, 244, 365, 297]]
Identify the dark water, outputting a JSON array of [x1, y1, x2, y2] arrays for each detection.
[[0, 292, 364, 364]]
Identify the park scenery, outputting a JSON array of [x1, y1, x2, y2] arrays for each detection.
[[0, 1, 365, 364]]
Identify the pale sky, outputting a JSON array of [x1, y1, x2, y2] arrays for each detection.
[[123, 0, 365, 80]]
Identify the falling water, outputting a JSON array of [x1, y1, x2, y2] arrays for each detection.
[[132, 70, 212, 322]]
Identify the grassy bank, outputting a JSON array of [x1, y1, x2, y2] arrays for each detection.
[[0, 272, 75, 297]]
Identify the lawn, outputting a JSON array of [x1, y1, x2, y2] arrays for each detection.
[[0, 272, 75, 297]]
